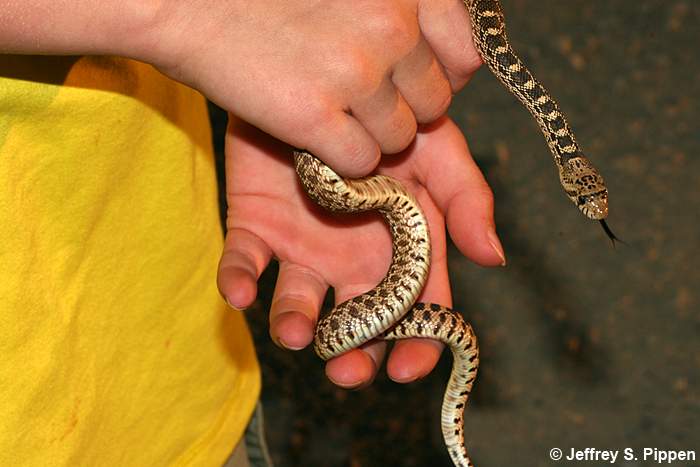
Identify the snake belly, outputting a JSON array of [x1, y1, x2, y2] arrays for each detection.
[[292, 1, 612, 466], [294, 150, 479, 467]]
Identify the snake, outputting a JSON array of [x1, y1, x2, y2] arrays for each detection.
[[292, 0, 613, 465]]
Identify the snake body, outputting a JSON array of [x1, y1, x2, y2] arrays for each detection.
[[293, 0, 611, 465]]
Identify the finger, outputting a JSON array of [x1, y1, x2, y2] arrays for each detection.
[[414, 117, 505, 266], [218, 228, 273, 309], [270, 261, 328, 351], [325, 340, 386, 390], [392, 37, 453, 124], [387, 191, 449, 383], [323, 285, 389, 388], [417, 0, 483, 91], [297, 106, 381, 178], [349, 76, 417, 155]]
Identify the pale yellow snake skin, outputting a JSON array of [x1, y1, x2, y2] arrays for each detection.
[[293, 0, 612, 465]]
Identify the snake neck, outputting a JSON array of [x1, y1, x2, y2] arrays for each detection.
[[466, 0, 609, 220], [467, 0, 581, 164]]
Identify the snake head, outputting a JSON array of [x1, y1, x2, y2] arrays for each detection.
[[560, 155, 609, 220]]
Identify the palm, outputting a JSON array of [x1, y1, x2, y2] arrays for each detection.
[[225, 123, 443, 298], [218, 117, 502, 387]]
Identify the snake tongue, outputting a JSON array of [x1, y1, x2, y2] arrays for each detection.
[[600, 219, 623, 247]]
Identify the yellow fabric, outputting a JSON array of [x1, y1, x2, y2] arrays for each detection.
[[0, 56, 260, 466]]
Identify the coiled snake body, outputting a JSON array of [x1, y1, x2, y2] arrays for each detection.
[[293, 1, 611, 465]]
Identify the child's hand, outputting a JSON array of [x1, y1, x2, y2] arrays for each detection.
[[217, 117, 505, 388]]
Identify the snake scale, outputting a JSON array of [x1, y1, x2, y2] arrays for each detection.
[[293, 0, 612, 465]]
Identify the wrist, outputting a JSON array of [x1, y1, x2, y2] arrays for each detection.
[[97, 0, 167, 62]]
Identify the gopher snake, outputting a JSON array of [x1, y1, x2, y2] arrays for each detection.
[[293, 0, 611, 465]]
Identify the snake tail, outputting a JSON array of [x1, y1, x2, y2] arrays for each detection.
[[383, 304, 479, 467]]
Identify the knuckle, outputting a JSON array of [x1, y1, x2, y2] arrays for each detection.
[[366, 5, 416, 46], [476, 184, 495, 211], [380, 115, 417, 154], [338, 48, 381, 95], [340, 137, 380, 175], [416, 84, 452, 124]]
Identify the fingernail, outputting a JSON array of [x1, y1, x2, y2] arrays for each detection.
[[277, 336, 305, 351], [487, 228, 506, 266], [327, 374, 366, 390], [271, 311, 312, 351], [391, 374, 423, 384], [225, 296, 247, 311]]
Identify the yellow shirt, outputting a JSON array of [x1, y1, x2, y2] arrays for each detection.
[[0, 56, 260, 466]]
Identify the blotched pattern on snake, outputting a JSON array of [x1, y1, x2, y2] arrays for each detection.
[[293, 0, 611, 465]]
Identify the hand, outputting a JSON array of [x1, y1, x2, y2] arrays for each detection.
[[217, 117, 505, 388], [145, 0, 482, 176]]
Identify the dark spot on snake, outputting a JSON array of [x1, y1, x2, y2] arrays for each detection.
[[414, 303, 425, 311], [559, 150, 579, 164], [527, 84, 545, 100], [455, 403, 464, 409], [422, 311, 431, 321], [481, 0, 502, 13], [429, 303, 441, 312], [557, 135, 573, 148], [539, 100, 555, 114], [468, 354, 478, 363], [478, 14, 500, 31], [464, 377, 475, 385], [496, 50, 515, 69], [548, 115, 565, 132], [485, 32, 505, 50], [512, 69, 530, 85], [329, 317, 339, 331]]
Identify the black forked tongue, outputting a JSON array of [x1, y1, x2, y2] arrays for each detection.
[[599, 219, 624, 247]]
